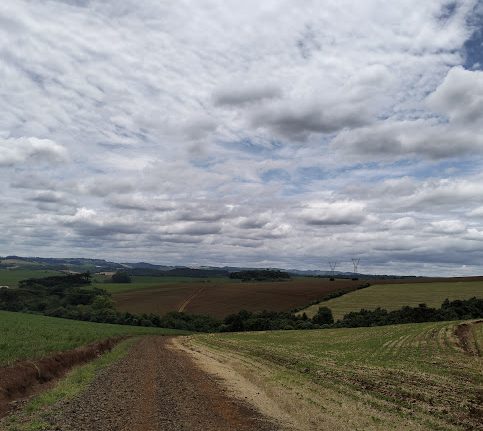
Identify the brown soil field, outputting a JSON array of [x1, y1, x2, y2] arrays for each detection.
[[113, 278, 364, 318], [113, 276, 483, 319]]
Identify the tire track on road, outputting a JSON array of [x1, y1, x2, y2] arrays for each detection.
[[47, 336, 281, 431]]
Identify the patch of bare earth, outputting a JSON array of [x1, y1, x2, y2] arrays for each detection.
[[45, 336, 282, 431], [114, 278, 363, 318], [0, 338, 122, 419], [180, 336, 483, 431], [454, 320, 482, 356]]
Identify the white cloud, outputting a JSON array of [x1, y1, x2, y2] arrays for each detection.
[[427, 66, 483, 126], [468, 206, 483, 217], [429, 220, 467, 234], [300, 201, 366, 226], [0, 137, 67, 166], [1, 0, 482, 275]]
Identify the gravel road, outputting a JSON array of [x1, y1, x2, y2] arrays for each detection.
[[46, 336, 280, 431]]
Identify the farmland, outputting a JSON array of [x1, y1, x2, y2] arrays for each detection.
[[0, 310, 189, 366], [190, 320, 483, 430], [0, 269, 63, 288], [93, 275, 234, 294], [113, 278, 363, 318], [300, 280, 483, 320]]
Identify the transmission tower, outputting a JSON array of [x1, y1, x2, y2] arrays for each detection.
[[351, 258, 360, 274], [351, 258, 360, 280], [328, 261, 338, 279]]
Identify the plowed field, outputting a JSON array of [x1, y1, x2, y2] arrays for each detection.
[[113, 278, 363, 318]]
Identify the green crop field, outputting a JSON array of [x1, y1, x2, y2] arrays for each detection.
[[0, 311, 189, 366], [0, 269, 63, 287], [299, 280, 483, 320], [193, 320, 482, 430], [92, 275, 234, 293]]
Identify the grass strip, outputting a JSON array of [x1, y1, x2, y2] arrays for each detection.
[[1, 338, 137, 431]]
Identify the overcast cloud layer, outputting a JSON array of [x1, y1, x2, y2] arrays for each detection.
[[1, 0, 483, 275]]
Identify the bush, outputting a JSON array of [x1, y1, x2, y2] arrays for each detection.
[[336, 297, 483, 328], [229, 270, 291, 281], [111, 271, 132, 283], [312, 306, 334, 325]]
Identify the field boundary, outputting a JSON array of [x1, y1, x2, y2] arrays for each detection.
[[454, 320, 482, 356], [293, 282, 371, 314], [174, 337, 300, 430], [0, 337, 124, 418]]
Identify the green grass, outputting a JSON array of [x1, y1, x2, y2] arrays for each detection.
[[300, 280, 483, 320], [193, 320, 483, 430], [1, 338, 138, 431], [0, 310, 189, 366], [0, 269, 63, 288], [94, 275, 234, 293]]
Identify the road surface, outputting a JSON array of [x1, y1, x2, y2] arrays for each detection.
[[46, 336, 281, 431]]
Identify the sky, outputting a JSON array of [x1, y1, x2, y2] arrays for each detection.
[[1, 0, 483, 276]]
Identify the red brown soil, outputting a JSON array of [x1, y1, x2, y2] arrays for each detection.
[[0, 338, 122, 418], [454, 320, 482, 356], [113, 278, 364, 318], [113, 276, 483, 319], [45, 336, 281, 431]]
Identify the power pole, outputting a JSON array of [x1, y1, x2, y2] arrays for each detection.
[[328, 261, 338, 280], [351, 258, 360, 280]]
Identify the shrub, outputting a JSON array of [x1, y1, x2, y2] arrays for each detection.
[[111, 271, 132, 283], [312, 306, 334, 325]]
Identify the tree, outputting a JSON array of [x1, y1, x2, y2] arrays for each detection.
[[111, 271, 132, 283], [312, 306, 334, 325]]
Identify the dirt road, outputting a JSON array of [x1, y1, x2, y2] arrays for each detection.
[[46, 337, 281, 431]]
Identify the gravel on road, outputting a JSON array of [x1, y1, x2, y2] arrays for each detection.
[[46, 336, 281, 431]]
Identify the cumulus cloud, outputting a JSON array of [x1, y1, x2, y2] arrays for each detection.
[[429, 220, 467, 234], [332, 120, 483, 159], [468, 206, 483, 217], [60, 208, 142, 237], [253, 100, 371, 140], [332, 66, 483, 160], [213, 83, 282, 106], [1, 0, 483, 275], [0, 137, 67, 166], [300, 201, 366, 226], [427, 66, 483, 126]]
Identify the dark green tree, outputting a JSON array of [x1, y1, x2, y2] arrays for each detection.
[[111, 271, 132, 283], [312, 306, 334, 325]]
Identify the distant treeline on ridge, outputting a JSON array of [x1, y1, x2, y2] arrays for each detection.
[[127, 267, 229, 277], [229, 269, 291, 281]]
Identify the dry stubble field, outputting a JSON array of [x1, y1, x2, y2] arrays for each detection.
[[189, 319, 483, 430]]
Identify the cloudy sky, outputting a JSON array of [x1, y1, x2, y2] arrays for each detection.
[[1, 0, 483, 275]]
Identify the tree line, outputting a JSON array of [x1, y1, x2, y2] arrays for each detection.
[[0, 273, 481, 332], [229, 269, 291, 281]]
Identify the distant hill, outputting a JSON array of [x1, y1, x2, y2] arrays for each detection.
[[0, 255, 417, 280], [0, 256, 123, 272]]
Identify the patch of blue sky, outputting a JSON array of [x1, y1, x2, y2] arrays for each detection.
[[222, 138, 284, 157], [189, 155, 221, 169], [464, 4, 483, 70], [294, 166, 328, 182], [438, 1, 458, 22], [260, 168, 291, 183], [333, 161, 413, 184], [333, 157, 481, 185], [408, 158, 483, 179]]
